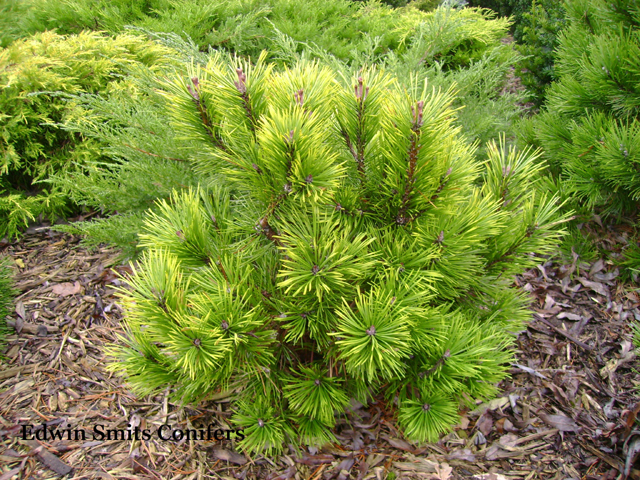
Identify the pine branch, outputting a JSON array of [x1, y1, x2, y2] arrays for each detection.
[[187, 76, 229, 153], [396, 101, 424, 226], [354, 77, 369, 181], [419, 349, 451, 379], [233, 67, 257, 134]]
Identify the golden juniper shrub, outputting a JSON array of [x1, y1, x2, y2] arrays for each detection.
[[0, 31, 178, 238]]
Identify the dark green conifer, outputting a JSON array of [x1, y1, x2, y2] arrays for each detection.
[[521, 0, 640, 215]]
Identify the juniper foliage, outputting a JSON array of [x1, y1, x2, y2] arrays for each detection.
[[0, 256, 17, 352], [0, 31, 178, 239], [110, 56, 567, 452]]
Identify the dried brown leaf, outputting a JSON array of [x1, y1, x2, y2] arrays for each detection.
[[51, 281, 82, 297], [211, 447, 247, 465], [537, 413, 579, 432], [578, 277, 609, 297]]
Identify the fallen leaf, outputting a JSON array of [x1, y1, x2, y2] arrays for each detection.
[[624, 434, 640, 478], [211, 447, 247, 465], [589, 259, 605, 276], [267, 466, 296, 480], [513, 363, 548, 379], [15, 301, 25, 319], [52, 281, 82, 297], [498, 433, 519, 448], [543, 294, 555, 311], [595, 269, 619, 282], [431, 463, 452, 480], [578, 277, 608, 297], [537, 413, 579, 432], [446, 449, 475, 462], [296, 454, 334, 465], [14, 315, 23, 335], [384, 436, 413, 452], [394, 459, 438, 473], [0, 468, 22, 480], [557, 312, 581, 321], [476, 412, 493, 437]]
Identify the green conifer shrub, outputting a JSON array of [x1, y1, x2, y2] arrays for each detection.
[[0, 31, 177, 238], [0, 256, 17, 352], [110, 56, 567, 452], [49, 6, 520, 256], [466, 0, 566, 105], [5, 0, 508, 67], [520, 0, 640, 215], [513, 0, 565, 105]]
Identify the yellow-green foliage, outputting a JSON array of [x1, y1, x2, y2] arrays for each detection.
[[0, 256, 16, 349], [396, 7, 512, 68], [0, 31, 178, 238], [5, 0, 509, 68]]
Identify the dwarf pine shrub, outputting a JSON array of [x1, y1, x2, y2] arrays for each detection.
[[110, 55, 567, 452], [0, 31, 178, 238]]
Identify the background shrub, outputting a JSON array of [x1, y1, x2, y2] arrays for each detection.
[[520, 0, 640, 215], [513, 0, 565, 105], [0, 31, 178, 238], [0, 256, 17, 352]]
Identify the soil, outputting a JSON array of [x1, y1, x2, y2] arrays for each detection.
[[1, 226, 640, 480]]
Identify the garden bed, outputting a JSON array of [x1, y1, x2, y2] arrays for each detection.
[[1, 228, 639, 479]]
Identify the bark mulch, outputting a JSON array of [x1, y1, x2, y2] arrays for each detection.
[[1, 227, 640, 480]]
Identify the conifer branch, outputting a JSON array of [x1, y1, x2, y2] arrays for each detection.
[[187, 76, 229, 152], [419, 349, 451, 379], [122, 143, 188, 163], [354, 77, 369, 180], [397, 101, 424, 225], [340, 127, 358, 163], [234, 68, 257, 134]]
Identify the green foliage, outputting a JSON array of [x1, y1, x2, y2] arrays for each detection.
[[2, 0, 417, 60], [519, 0, 640, 273], [514, 0, 565, 105], [466, 0, 566, 104], [466, 0, 530, 18], [110, 56, 568, 452], [50, 61, 202, 258], [521, 0, 640, 215], [5, 0, 511, 67], [50, 7, 520, 254], [0, 30, 178, 239], [0, 256, 17, 350]]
